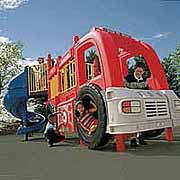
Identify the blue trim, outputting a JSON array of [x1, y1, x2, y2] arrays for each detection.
[[3, 67, 46, 135]]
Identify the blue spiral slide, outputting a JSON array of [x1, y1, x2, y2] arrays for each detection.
[[3, 67, 46, 135]]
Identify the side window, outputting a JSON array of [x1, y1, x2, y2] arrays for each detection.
[[123, 55, 151, 89], [60, 59, 76, 93], [127, 55, 151, 79], [84, 46, 101, 80]]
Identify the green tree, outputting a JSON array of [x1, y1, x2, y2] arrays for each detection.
[[0, 41, 23, 117], [28, 97, 48, 118], [162, 46, 180, 97], [86, 49, 98, 63], [0, 41, 23, 94]]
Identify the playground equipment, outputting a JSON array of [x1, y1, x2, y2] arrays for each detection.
[[4, 27, 180, 151], [3, 65, 48, 138]]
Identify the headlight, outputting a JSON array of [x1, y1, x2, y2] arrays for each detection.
[[121, 100, 141, 113], [174, 100, 180, 111]]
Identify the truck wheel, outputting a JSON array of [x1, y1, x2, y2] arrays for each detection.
[[75, 85, 111, 149], [142, 129, 164, 139]]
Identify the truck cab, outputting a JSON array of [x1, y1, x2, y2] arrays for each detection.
[[43, 27, 180, 150]]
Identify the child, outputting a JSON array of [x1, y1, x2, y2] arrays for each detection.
[[124, 62, 148, 147], [44, 112, 65, 147], [75, 100, 98, 135]]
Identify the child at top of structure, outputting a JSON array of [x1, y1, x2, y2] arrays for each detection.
[[75, 100, 98, 135], [37, 57, 44, 64]]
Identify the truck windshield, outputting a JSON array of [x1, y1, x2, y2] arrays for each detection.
[[127, 55, 151, 79]]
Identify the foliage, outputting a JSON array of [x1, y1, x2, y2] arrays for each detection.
[[28, 97, 48, 118], [162, 46, 180, 97], [0, 41, 23, 94], [86, 49, 98, 63], [34, 103, 47, 117]]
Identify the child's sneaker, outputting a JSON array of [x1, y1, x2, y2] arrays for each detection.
[[130, 138, 138, 147], [138, 135, 147, 145]]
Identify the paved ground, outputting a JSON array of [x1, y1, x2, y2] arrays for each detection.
[[0, 128, 180, 180]]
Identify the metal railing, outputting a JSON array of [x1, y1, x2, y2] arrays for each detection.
[[60, 60, 76, 93], [50, 74, 58, 98], [86, 63, 94, 80], [28, 63, 48, 95]]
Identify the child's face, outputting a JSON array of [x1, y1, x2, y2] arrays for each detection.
[[77, 104, 85, 115], [135, 67, 144, 79], [38, 58, 44, 64], [49, 116, 57, 124]]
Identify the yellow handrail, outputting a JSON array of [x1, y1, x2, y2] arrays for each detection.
[[50, 74, 58, 98], [86, 63, 94, 80], [28, 63, 48, 95], [60, 60, 76, 93]]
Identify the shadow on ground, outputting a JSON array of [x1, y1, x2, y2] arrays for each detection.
[[16, 130, 180, 156], [127, 139, 180, 156], [98, 135, 180, 156], [24, 135, 80, 147]]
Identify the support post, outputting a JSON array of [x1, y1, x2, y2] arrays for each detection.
[[165, 127, 173, 142], [115, 134, 126, 152]]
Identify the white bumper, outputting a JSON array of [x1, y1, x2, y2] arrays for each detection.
[[105, 88, 180, 134]]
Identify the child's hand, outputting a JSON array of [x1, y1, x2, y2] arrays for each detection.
[[88, 125, 98, 135]]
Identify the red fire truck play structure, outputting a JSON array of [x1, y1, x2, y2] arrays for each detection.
[[6, 27, 180, 152]]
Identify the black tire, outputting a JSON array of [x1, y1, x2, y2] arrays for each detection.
[[75, 85, 111, 149], [142, 128, 165, 139]]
